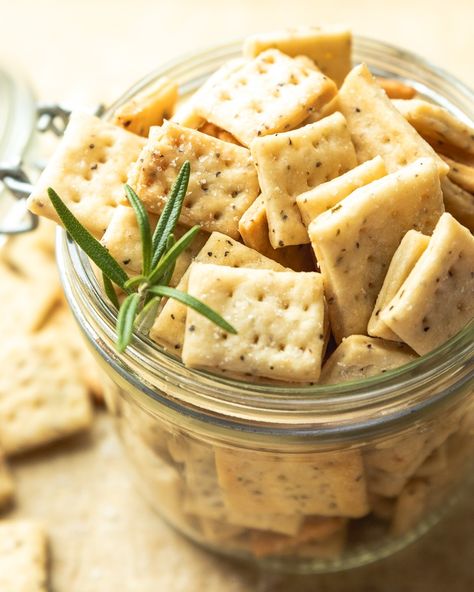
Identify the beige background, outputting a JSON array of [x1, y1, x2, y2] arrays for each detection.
[[1, 1, 473, 590]]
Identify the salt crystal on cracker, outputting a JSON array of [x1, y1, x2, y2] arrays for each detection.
[[309, 158, 444, 341], [251, 112, 357, 248], [27, 111, 145, 238]]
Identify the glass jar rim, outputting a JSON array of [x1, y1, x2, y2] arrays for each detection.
[[58, 35, 474, 437]]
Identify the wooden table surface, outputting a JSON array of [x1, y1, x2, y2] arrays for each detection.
[[1, 1, 473, 590]]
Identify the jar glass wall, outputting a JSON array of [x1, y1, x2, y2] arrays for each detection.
[[57, 37, 474, 573]]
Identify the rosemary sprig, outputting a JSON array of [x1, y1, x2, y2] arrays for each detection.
[[48, 161, 237, 352]]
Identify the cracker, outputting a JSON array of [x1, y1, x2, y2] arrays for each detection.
[[319, 335, 418, 385], [380, 213, 474, 355], [393, 98, 474, 164], [198, 121, 241, 145], [338, 64, 448, 175], [112, 76, 178, 136], [0, 452, 14, 510], [0, 521, 48, 592], [441, 176, 474, 232], [251, 112, 357, 248], [226, 508, 303, 536], [376, 78, 416, 100], [101, 205, 209, 281], [215, 446, 369, 517], [0, 334, 93, 455], [150, 232, 285, 353], [391, 479, 429, 536], [129, 121, 259, 239], [369, 492, 396, 521], [197, 518, 244, 543], [368, 230, 430, 341], [238, 196, 315, 271], [243, 26, 351, 86], [27, 111, 146, 238], [182, 264, 326, 382], [294, 528, 347, 559], [308, 158, 444, 341], [441, 155, 474, 193], [196, 49, 337, 146], [414, 444, 447, 478], [297, 155, 387, 226], [249, 517, 346, 558]]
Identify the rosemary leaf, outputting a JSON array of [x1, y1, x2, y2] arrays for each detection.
[[134, 296, 161, 333], [148, 285, 237, 334], [47, 188, 129, 290], [124, 275, 148, 291], [102, 272, 120, 309], [116, 292, 140, 352], [148, 225, 200, 285], [124, 184, 152, 275]]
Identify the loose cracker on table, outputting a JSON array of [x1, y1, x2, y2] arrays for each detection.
[[182, 263, 326, 382], [243, 26, 352, 87], [0, 334, 93, 455], [27, 111, 146, 238], [251, 112, 357, 248], [0, 452, 14, 510], [238, 196, 315, 271], [150, 232, 285, 353], [0, 521, 48, 592], [441, 154, 474, 193], [380, 213, 474, 355], [215, 446, 369, 518], [368, 230, 430, 341], [309, 158, 444, 342], [195, 49, 337, 146], [101, 205, 209, 280], [338, 64, 448, 175], [129, 121, 259, 239], [319, 335, 418, 385], [296, 155, 387, 226], [112, 76, 178, 136], [249, 517, 346, 558], [441, 176, 474, 232], [393, 98, 474, 165], [390, 479, 429, 536]]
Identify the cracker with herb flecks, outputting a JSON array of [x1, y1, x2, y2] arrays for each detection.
[[309, 158, 444, 342], [112, 76, 178, 137], [215, 447, 369, 518], [441, 175, 474, 232], [195, 49, 337, 147], [182, 264, 326, 382], [380, 213, 474, 355], [0, 451, 14, 510], [238, 196, 315, 271], [150, 232, 285, 354], [251, 112, 357, 248], [27, 111, 146, 238], [393, 98, 474, 165], [391, 479, 429, 536], [0, 334, 93, 455], [101, 205, 209, 281], [319, 335, 418, 384], [243, 26, 351, 87], [441, 155, 474, 194], [129, 121, 259, 239], [0, 521, 48, 592], [368, 230, 430, 341], [297, 155, 387, 226], [338, 64, 448, 175]]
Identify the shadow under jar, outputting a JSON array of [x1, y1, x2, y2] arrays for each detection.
[[56, 37, 474, 574]]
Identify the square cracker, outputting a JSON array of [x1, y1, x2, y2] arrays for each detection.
[[368, 230, 430, 341], [195, 49, 337, 146], [441, 175, 474, 233], [380, 213, 474, 355], [27, 111, 146, 238], [101, 205, 209, 281], [150, 232, 285, 353], [0, 453, 14, 510], [129, 121, 259, 239], [319, 335, 418, 385], [391, 479, 429, 536], [251, 112, 357, 248], [0, 334, 93, 455], [297, 155, 387, 226], [0, 521, 48, 592], [243, 25, 352, 87], [338, 64, 448, 175], [182, 263, 326, 382], [238, 195, 315, 271], [393, 98, 474, 164], [112, 76, 178, 137], [308, 158, 445, 342], [441, 155, 474, 194], [215, 446, 369, 518]]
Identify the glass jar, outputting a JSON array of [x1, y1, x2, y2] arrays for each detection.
[[57, 37, 474, 574]]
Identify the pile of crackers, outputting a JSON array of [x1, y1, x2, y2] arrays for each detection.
[[0, 220, 105, 590]]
